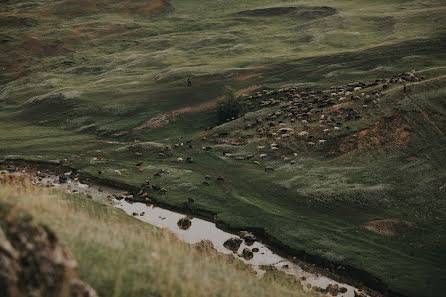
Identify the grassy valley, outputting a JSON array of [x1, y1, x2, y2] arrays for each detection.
[[1, 1, 446, 297]]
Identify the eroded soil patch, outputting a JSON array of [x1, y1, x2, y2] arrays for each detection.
[[336, 116, 410, 154], [364, 219, 413, 237], [121, 85, 261, 135]]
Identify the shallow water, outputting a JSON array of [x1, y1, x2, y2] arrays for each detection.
[[115, 200, 357, 297], [20, 172, 362, 297]]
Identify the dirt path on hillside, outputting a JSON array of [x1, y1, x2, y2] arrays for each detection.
[[113, 85, 260, 136]]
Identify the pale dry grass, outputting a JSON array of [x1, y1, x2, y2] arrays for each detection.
[[0, 178, 307, 297]]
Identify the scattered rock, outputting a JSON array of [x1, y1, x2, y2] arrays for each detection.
[[239, 231, 256, 245], [240, 248, 253, 260], [223, 237, 242, 252], [177, 217, 192, 230]]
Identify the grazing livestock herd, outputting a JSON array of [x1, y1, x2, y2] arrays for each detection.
[[179, 70, 424, 171], [124, 71, 423, 222]]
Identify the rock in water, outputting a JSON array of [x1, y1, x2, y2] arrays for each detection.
[[58, 175, 67, 184], [177, 217, 192, 230], [241, 248, 254, 260], [239, 231, 256, 246], [223, 237, 242, 252], [0, 204, 97, 297]]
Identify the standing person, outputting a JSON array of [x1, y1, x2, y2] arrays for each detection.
[[403, 83, 407, 96], [187, 78, 192, 87]]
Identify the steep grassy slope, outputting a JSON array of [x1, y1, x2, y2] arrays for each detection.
[[1, 1, 446, 297], [0, 180, 307, 297]]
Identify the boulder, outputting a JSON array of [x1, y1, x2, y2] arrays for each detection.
[[240, 248, 253, 260], [223, 237, 242, 252], [239, 231, 256, 245], [177, 217, 192, 230]]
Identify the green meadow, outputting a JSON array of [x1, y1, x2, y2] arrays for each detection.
[[1, 1, 446, 296]]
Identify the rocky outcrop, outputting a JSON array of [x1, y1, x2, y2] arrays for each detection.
[[0, 204, 97, 297]]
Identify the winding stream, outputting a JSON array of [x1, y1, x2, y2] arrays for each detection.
[[12, 170, 367, 297]]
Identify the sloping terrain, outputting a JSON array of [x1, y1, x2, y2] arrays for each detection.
[[0, 191, 98, 297], [1, 1, 446, 297], [0, 177, 307, 297]]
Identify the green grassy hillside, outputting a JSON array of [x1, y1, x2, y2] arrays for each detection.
[[1, 1, 446, 297], [0, 181, 307, 297]]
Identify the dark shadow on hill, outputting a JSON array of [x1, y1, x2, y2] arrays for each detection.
[[236, 6, 336, 19]]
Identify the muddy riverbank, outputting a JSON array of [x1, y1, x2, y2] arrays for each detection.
[[1, 159, 395, 297]]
